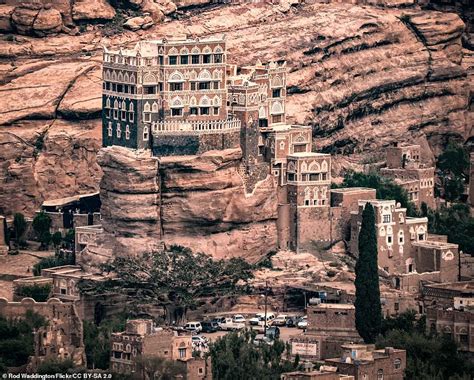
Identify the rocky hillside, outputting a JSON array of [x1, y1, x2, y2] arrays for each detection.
[[0, 2, 472, 217]]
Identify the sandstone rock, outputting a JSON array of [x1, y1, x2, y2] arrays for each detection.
[[123, 16, 154, 31], [57, 64, 102, 119], [0, 5, 14, 33], [32, 7, 63, 35], [141, 0, 176, 22], [72, 0, 116, 21], [11, 6, 39, 35]]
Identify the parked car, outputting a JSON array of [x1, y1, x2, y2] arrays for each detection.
[[285, 317, 297, 328], [185, 321, 202, 333], [201, 320, 219, 333], [211, 317, 226, 329], [253, 334, 274, 346], [273, 314, 288, 326], [297, 316, 308, 329], [257, 313, 275, 327], [219, 317, 245, 331], [232, 314, 246, 324], [249, 313, 265, 326], [265, 326, 280, 340], [192, 335, 208, 345]]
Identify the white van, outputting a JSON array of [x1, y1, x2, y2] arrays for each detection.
[[185, 321, 202, 333], [257, 313, 275, 327], [249, 313, 265, 326]]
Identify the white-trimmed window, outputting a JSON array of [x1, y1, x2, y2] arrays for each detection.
[[116, 123, 121, 138], [143, 126, 149, 141], [125, 125, 130, 140], [107, 122, 112, 137]]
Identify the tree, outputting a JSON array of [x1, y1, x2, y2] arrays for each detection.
[[32, 212, 52, 250], [37, 358, 75, 374], [339, 170, 418, 216], [15, 283, 51, 302], [209, 330, 299, 380], [437, 142, 469, 202], [12, 212, 27, 249], [135, 355, 186, 380], [355, 202, 382, 343], [79, 245, 254, 322], [51, 231, 62, 251], [33, 252, 75, 276]]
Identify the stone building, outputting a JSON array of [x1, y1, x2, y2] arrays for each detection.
[[289, 304, 362, 360], [0, 297, 85, 368], [40, 192, 101, 234], [325, 344, 406, 380], [37, 265, 125, 323], [426, 307, 474, 353], [110, 319, 211, 379], [349, 200, 458, 281], [102, 35, 239, 155], [380, 144, 435, 209]]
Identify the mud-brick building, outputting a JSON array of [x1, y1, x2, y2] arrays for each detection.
[[0, 297, 85, 369], [0, 215, 8, 255], [110, 319, 211, 379], [325, 344, 406, 380], [380, 144, 435, 209], [289, 304, 362, 360], [349, 200, 459, 281], [426, 307, 474, 353]]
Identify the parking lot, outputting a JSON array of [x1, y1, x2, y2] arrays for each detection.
[[201, 326, 305, 343]]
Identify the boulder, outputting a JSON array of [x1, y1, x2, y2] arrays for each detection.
[[11, 6, 40, 35], [72, 0, 116, 21], [0, 5, 14, 33], [32, 7, 63, 35], [141, 0, 176, 22], [123, 15, 154, 31]]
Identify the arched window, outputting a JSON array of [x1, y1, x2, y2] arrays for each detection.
[[125, 125, 130, 140], [168, 71, 185, 83], [309, 161, 320, 172], [116, 123, 121, 138], [287, 161, 296, 172], [259, 106, 267, 119], [129, 102, 134, 112], [144, 102, 151, 112], [199, 96, 211, 106], [398, 230, 404, 244], [271, 75, 283, 88], [106, 98, 111, 108], [321, 160, 328, 171], [191, 46, 200, 54], [180, 47, 189, 55], [198, 70, 212, 81], [143, 73, 157, 84], [152, 102, 158, 112], [213, 95, 221, 106], [377, 369, 384, 380], [202, 45, 212, 54], [271, 101, 284, 115], [107, 122, 112, 137]]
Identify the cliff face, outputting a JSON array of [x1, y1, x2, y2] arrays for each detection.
[[93, 146, 278, 262], [0, 3, 471, 223]]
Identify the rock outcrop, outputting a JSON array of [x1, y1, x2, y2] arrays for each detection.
[[92, 146, 278, 262], [0, 2, 471, 222], [72, 0, 116, 22]]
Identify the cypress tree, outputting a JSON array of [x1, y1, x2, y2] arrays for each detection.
[[355, 202, 382, 343]]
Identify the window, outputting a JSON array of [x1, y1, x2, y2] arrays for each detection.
[[213, 107, 219, 115], [113, 109, 118, 120], [387, 235, 393, 244], [272, 114, 282, 123], [460, 333, 469, 345], [190, 82, 196, 91], [144, 86, 156, 95], [171, 108, 183, 117], [214, 54, 223, 63], [198, 82, 211, 90], [293, 144, 306, 153], [213, 81, 219, 89], [180, 55, 188, 65], [169, 56, 177, 65], [178, 348, 186, 359], [125, 125, 130, 140], [203, 54, 211, 64], [321, 173, 327, 181], [158, 83, 163, 92], [121, 111, 126, 121], [170, 83, 183, 91], [394, 359, 402, 370], [199, 368, 204, 374], [116, 123, 121, 138], [272, 89, 281, 98], [383, 215, 391, 223], [159, 56, 164, 65], [60, 288, 67, 295], [377, 369, 384, 380], [143, 126, 149, 141], [192, 55, 200, 64], [190, 107, 198, 115], [418, 233, 425, 241], [129, 112, 134, 122], [200, 107, 210, 115], [288, 173, 295, 181], [304, 199, 310, 206], [143, 113, 151, 122], [107, 122, 112, 137], [117, 84, 123, 93]]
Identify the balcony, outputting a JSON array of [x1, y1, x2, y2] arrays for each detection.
[[150, 118, 241, 135]]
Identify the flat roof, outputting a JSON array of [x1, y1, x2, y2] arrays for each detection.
[[424, 281, 474, 291], [412, 240, 458, 249], [288, 152, 330, 158], [42, 191, 99, 208], [312, 303, 355, 310], [330, 187, 376, 194]]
